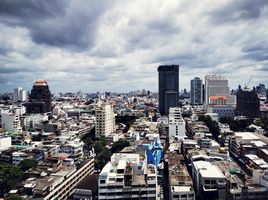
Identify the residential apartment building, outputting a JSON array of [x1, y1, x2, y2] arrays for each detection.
[[167, 151, 195, 200], [168, 107, 186, 140], [0, 112, 22, 132], [13, 87, 27, 102], [24, 155, 94, 200], [99, 153, 158, 199], [192, 160, 226, 199], [59, 139, 84, 162], [95, 102, 115, 137]]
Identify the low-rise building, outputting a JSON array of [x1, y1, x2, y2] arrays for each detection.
[[0, 112, 22, 132], [167, 151, 195, 200], [192, 160, 226, 199], [98, 153, 159, 199], [0, 136, 12, 151], [60, 139, 84, 162]]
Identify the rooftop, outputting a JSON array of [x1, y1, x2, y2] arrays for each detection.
[[34, 79, 48, 86], [168, 152, 193, 186], [193, 160, 225, 179]]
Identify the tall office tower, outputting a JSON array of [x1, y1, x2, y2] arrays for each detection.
[[13, 87, 27, 102], [26, 80, 52, 114], [191, 77, 203, 105], [158, 65, 180, 115], [95, 102, 115, 137], [236, 88, 260, 119], [266, 89, 268, 103], [205, 75, 229, 105]]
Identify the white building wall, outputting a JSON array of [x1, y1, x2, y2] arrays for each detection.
[[22, 114, 49, 130], [205, 75, 229, 105], [12, 106, 26, 116], [0, 112, 22, 132], [95, 103, 115, 137], [169, 107, 186, 139], [0, 137, 12, 151], [13, 87, 27, 102]]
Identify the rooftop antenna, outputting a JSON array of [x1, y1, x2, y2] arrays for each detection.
[[244, 75, 253, 90]]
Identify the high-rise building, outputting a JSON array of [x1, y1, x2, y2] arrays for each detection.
[[205, 75, 229, 105], [236, 88, 260, 118], [13, 87, 27, 102], [26, 80, 52, 114], [158, 65, 180, 115], [191, 77, 203, 105], [95, 102, 115, 137], [256, 83, 266, 95], [266, 89, 268, 103], [168, 107, 186, 140]]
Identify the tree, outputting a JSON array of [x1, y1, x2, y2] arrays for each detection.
[[95, 149, 111, 169], [254, 119, 264, 127], [81, 127, 95, 142], [0, 164, 23, 195], [19, 159, 38, 172], [83, 137, 94, 146], [199, 115, 220, 141], [219, 116, 251, 131], [5, 194, 23, 200], [85, 99, 94, 105], [111, 139, 130, 153], [115, 116, 137, 133], [93, 141, 105, 155]]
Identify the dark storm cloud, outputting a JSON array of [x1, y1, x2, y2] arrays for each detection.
[[124, 17, 181, 52], [241, 42, 268, 61], [0, 76, 8, 83], [1, 0, 268, 92], [0, 46, 10, 55], [242, 52, 268, 62], [0, 0, 66, 19], [209, 0, 268, 23], [0, 66, 34, 74], [0, 0, 114, 51], [151, 53, 195, 65]]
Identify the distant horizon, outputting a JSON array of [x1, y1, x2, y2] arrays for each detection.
[[0, 75, 266, 94]]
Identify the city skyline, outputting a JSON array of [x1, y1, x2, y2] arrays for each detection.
[[1, 0, 268, 92]]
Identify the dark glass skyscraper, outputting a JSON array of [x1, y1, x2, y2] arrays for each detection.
[[191, 77, 203, 105], [26, 80, 52, 113], [158, 65, 179, 115], [236, 88, 260, 119]]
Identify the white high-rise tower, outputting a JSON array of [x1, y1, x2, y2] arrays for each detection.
[[205, 75, 229, 105], [95, 102, 115, 137], [13, 87, 27, 102]]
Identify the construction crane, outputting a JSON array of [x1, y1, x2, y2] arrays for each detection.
[[244, 75, 253, 90]]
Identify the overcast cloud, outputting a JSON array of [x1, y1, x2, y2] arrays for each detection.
[[0, 0, 268, 93]]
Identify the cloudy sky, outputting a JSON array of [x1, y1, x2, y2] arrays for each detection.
[[0, 0, 268, 93]]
